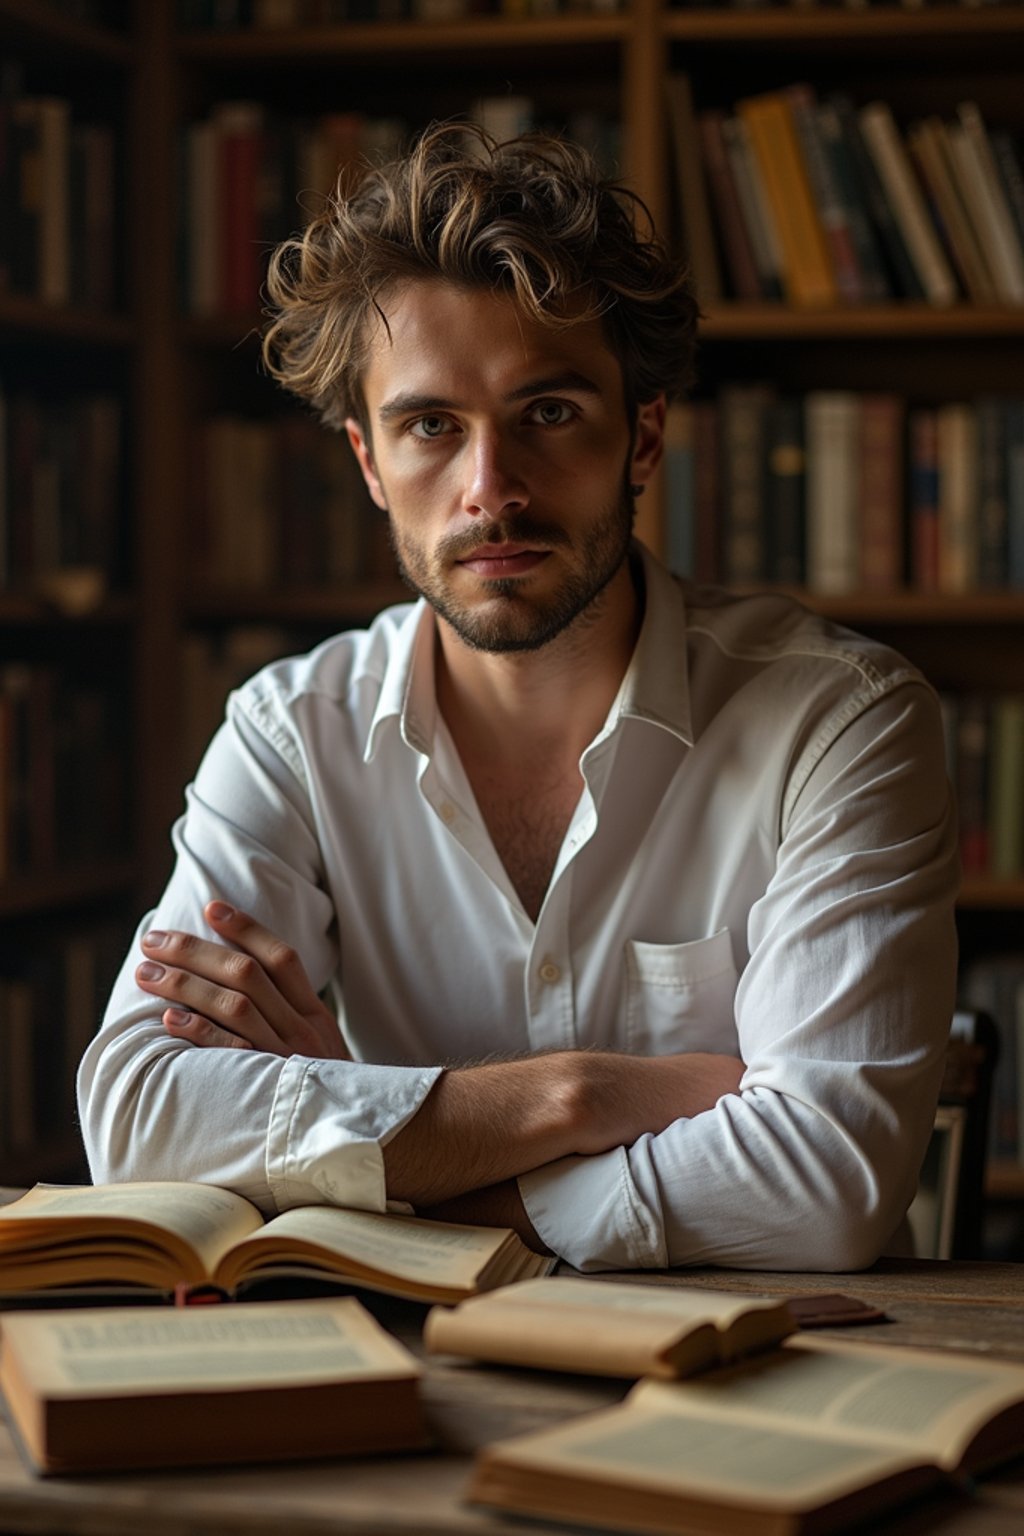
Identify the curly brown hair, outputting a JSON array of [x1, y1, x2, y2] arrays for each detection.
[[262, 123, 699, 433]]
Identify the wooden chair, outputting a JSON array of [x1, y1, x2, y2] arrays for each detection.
[[908, 1010, 999, 1260]]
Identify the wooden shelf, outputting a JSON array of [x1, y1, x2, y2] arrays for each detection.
[[0, 293, 133, 347], [700, 305, 1024, 342], [986, 1161, 1024, 1201], [0, 0, 129, 62], [664, 6, 1024, 44], [0, 862, 137, 921], [177, 13, 629, 61]]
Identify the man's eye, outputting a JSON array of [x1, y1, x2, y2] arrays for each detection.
[[530, 401, 574, 427], [410, 415, 453, 439]]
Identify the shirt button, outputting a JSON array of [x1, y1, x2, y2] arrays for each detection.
[[539, 961, 561, 984], [439, 801, 456, 824]]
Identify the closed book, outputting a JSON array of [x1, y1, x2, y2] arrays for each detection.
[[720, 114, 785, 302], [216, 101, 264, 314], [956, 695, 990, 876], [936, 402, 979, 593], [831, 95, 924, 301], [858, 394, 905, 591], [0, 1298, 426, 1476], [815, 99, 891, 302], [907, 117, 996, 304], [858, 101, 957, 306], [989, 130, 1024, 268], [953, 102, 1024, 304], [976, 397, 1009, 588], [698, 109, 761, 301], [666, 76, 722, 308], [763, 396, 805, 585], [988, 696, 1024, 879], [786, 83, 864, 304], [804, 391, 860, 594], [719, 385, 772, 583], [737, 90, 837, 308], [664, 402, 695, 576], [33, 97, 71, 307], [1007, 399, 1024, 589], [909, 407, 940, 591]]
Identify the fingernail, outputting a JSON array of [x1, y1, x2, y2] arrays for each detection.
[[208, 902, 234, 922], [143, 930, 168, 948], [137, 962, 165, 982], [165, 1008, 191, 1026]]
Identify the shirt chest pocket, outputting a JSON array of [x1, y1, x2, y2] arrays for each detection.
[[624, 930, 739, 1056]]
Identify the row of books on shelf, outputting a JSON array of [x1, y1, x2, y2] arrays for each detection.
[[0, 917, 125, 1171], [959, 955, 1024, 1166], [178, 0, 624, 27], [182, 101, 620, 315], [672, 76, 1024, 308], [0, 664, 128, 884], [0, 85, 117, 313], [940, 693, 1024, 881], [193, 412, 394, 588], [665, 391, 1024, 593], [0, 388, 122, 605]]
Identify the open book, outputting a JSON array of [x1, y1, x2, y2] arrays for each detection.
[[0, 1296, 425, 1474], [425, 1277, 796, 1379], [0, 1182, 553, 1305], [469, 1333, 1024, 1536]]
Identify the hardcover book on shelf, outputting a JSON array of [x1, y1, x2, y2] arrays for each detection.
[[952, 101, 1024, 305], [830, 95, 925, 302], [736, 90, 837, 309], [697, 109, 762, 302], [424, 1276, 796, 1380], [718, 385, 773, 584], [785, 84, 863, 305], [857, 101, 958, 307], [804, 391, 860, 595], [0, 1296, 426, 1475], [907, 116, 997, 305], [908, 406, 941, 591], [0, 1181, 554, 1304], [976, 397, 1010, 588], [763, 395, 805, 586], [663, 401, 695, 577], [989, 696, 1024, 880], [666, 75, 722, 308], [858, 394, 905, 592], [720, 114, 785, 303], [936, 401, 979, 593], [468, 1334, 1024, 1536], [814, 98, 891, 303]]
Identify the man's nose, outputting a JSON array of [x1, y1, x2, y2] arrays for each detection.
[[462, 428, 529, 519]]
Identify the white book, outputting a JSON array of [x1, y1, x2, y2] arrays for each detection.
[[859, 101, 957, 306], [804, 391, 861, 594]]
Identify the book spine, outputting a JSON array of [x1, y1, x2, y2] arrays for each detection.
[[831, 95, 924, 301], [975, 397, 1009, 588], [786, 83, 864, 304], [764, 395, 805, 584], [989, 130, 1024, 268], [988, 696, 1024, 880], [666, 76, 723, 308], [1006, 399, 1024, 590], [858, 393, 905, 591], [663, 403, 695, 576], [217, 103, 264, 314], [720, 114, 785, 301], [858, 101, 957, 306], [719, 386, 771, 583], [955, 101, 1024, 304], [738, 91, 837, 308], [907, 117, 995, 304], [814, 99, 891, 302], [909, 407, 940, 591], [956, 695, 990, 875], [698, 109, 762, 301], [804, 391, 860, 593], [937, 401, 979, 592]]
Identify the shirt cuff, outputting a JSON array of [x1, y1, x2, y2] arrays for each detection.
[[266, 1056, 443, 1213], [519, 1145, 669, 1272]]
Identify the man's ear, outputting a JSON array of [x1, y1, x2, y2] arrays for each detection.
[[629, 394, 666, 491], [345, 418, 389, 511]]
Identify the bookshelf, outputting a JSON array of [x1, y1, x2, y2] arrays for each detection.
[[3, 0, 1023, 1243]]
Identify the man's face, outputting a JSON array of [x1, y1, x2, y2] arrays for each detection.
[[345, 281, 663, 655]]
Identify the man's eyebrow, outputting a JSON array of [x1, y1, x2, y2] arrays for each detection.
[[376, 373, 602, 423]]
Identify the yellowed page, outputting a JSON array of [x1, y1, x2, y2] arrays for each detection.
[[214, 1204, 509, 1292], [425, 1277, 793, 1377], [632, 1335, 1024, 1471], [0, 1297, 420, 1398], [0, 1182, 263, 1286], [478, 1394, 927, 1512]]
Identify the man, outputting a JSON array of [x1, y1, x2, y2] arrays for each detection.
[[79, 126, 958, 1272]]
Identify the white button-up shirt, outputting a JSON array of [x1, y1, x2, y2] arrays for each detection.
[[79, 547, 959, 1272]]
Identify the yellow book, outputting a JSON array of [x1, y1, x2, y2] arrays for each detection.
[[425, 1276, 795, 1379], [0, 1297, 425, 1475], [0, 1181, 553, 1304], [737, 91, 837, 309], [469, 1333, 1024, 1536]]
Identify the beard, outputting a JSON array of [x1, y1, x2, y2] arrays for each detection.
[[385, 467, 636, 655]]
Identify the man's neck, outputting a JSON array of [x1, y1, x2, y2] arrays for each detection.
[[435, 558, 642, 772]]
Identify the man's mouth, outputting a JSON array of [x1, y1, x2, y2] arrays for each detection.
[[456, 544, 551, 578]]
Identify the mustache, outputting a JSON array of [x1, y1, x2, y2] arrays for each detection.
[[440, 517, 573, 561]]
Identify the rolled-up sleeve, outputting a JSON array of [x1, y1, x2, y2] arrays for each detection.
[[78, 686, 441, 1217], [521, 682, 959, 1272]]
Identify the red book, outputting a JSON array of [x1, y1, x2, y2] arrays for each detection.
[[859, 394, 905, 591], [217, 103, 263, 315]]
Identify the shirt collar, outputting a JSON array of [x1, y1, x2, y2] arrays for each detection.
[[363, 541, 694, 765]]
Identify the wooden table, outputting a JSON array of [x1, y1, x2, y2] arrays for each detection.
[[1, 1257, 1023, 1535]]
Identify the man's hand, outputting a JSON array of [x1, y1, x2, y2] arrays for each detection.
[[135, 902, 349, 1061]]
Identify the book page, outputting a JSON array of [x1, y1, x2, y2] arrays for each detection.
[[0, 1182, 264, 1281], [2, 1297, 419, 1397], [217, 1205, 509, 1290], [634, 1335, 1024, 1469], [483, 1397, 926, 1510]]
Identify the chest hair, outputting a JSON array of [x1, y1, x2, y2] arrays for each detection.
[[470, 772, 583, 923]]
